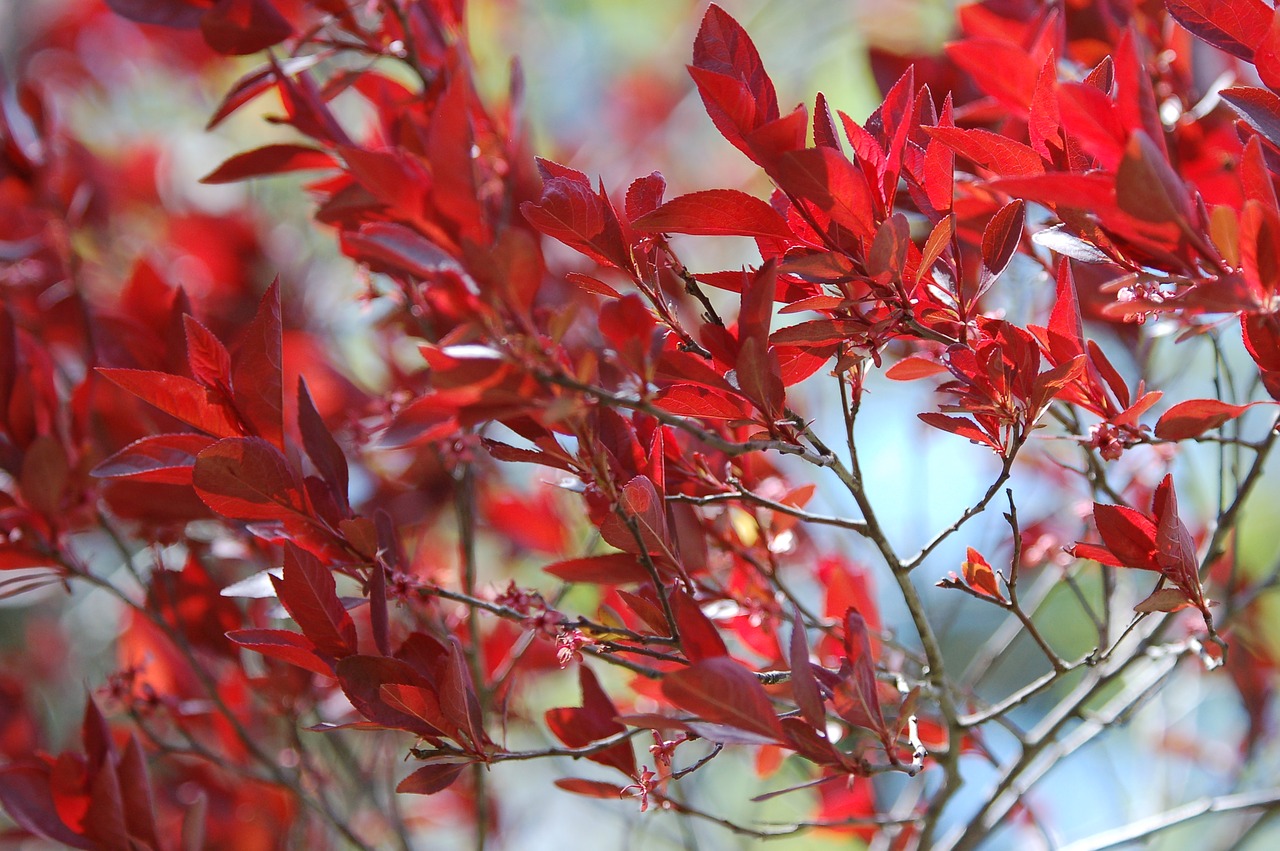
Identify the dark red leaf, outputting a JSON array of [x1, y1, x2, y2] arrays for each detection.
[[91, 434, 216, 485], [769, 320, 866, 347], [980, 200, 1026, 285], [543, 553, 651, 585], [335, 656, 443, 737], [192, 437, 307, 521], [340, 222, 459, 280], [201, 0, 294, 56], [270, 544, 358, 658], [297, 379, 349, 513], [1116, 132, 1190, 225], [661, 657, 783, 742], [201, 144, 336, 184], [231, 279, 284, 447], [832, 608, 888, 741], [227, 628, 335, 677], [544, 666, 636, 777], [0, 765, 94, 848], [397, 762, 469, 795], [116, 736, 160, 851], [1222, 87, 1280, 149], [669, 589, 729, 661], [380, 684, 452, 735], [104, 0, 205, 28], [788, 608, 825, 730]]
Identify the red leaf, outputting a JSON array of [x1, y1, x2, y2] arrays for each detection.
[[544, 666, 636, 777], [924, 126, 1043, 177], [991, 174, 1115, 212], [885, 357, 949, 381], [115, 736, 160, 851], [769, 320, 866, 347], [1155, 399, 1261, 440], [1092, 504, 1159, 570], [661, 657, 783, 742], [270, 544, 358, 657], [1258, 13, 1280, 92], [832, 608, 888, 741], [227, 628, 334, 677], [97, 369, 241, 438], [688, 5, 780, 161], [961, 547, 1005, 601], [340, 222, 459, 280], [231, 279, 284, 447], [380, 684, 452, 735], [1134, 588, 1194, 613], [554, 778, 625, 799], [192, 437, 307, 521], [521, 167, 629, 269], [183, 316, 233, 391], [201, 0, 294, 56], [1153, 475, 1199, 584], [201, 144, 336, 184], [632, 190, 795, 239], [1166, 0, 1272, 61], [918, 412, 998, 450], [773, 146, 876, 238], [91, 433, 216, 485], [670, 589, 729, 662], [602, 475, 670, 555], [693, 5, 779, 124], [625, 172, 667, 222], [653, 385, 751, 420], [543, 553, 651, 585], [945, 38, 1037, 111], [868, 214, 910, 281], [335, 656, 442, 736], [736, 336, 785, 416], [397, 762, 469, 795]]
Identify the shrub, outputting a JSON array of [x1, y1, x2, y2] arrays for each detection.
[[3, 0, 1280, 848]]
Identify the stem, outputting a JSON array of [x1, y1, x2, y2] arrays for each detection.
[[453, 461, 488, 851]]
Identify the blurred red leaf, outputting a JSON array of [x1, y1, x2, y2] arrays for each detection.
[[201, 144, 336, 184]]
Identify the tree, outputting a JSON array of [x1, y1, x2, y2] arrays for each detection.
[[2, 0, 1280, 847]]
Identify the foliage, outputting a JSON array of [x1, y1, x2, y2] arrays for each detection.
[[4, 0, 1280, 848]]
